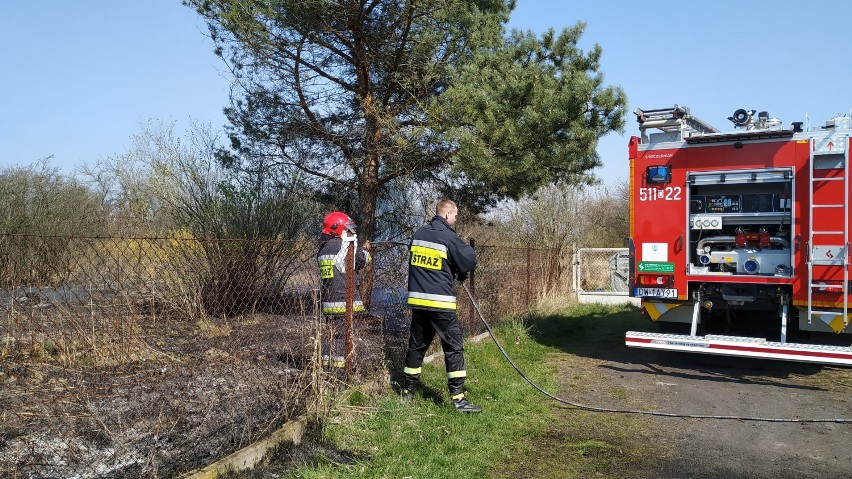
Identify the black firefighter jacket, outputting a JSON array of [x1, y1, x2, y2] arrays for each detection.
[[407, 216, 477, 311], [317, 234, 371, 314]]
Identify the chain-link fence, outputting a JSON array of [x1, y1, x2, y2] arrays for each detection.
[[0, 234, 570, 370], [0, 233, 572, 477], [461, 241, 568, 326], [0, 233, 332, 477]]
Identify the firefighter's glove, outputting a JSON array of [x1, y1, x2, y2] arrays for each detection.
[[456, 271, 469, 283], [342, 233, 357, 243]]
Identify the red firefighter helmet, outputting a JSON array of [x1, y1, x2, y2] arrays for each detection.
[[322, 211, 356, 237]]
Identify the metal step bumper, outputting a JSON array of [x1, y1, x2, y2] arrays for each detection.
[[625, 331, 852, 366]]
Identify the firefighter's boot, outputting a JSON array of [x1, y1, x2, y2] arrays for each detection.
[[451, 393, 482, 413], [401, 370, 420, 401]]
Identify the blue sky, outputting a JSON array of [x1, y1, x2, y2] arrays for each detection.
[[3, 1, 852, 187]]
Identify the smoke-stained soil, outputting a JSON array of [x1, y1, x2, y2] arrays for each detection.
[[0, 313, 390, 478]]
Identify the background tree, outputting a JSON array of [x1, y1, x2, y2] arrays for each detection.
[[438, 27, 626, 209], [187, 0, 627, 240], [495, 181, 629, 292], [80, 120, 193, 235]]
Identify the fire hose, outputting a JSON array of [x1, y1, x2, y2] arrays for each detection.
[[460, 282, 852, 424], [377, 240, 851, 423]]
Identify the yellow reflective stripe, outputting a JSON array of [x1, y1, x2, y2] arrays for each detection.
[[411, 239, 448, 255], [407, 292, 456, 310], [643, 301, 663, 321], [408, 291, 455, 302], [794, 299, 850, 308], [451, 393, 465, 400], [403, 366, 422, 375], [323, 307, 366, 313], [407, 297, 456, 310], [643, 301, 680, 321], [322, 356, 345, 366], [447, 370, 466, 379], [410, 244, 448, 259], [812, 312, 850, 333], [322, 301, 365, 313]]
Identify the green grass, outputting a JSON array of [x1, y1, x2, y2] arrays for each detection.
[[277, 302, 662, 479], [486, 303, 663, 479]]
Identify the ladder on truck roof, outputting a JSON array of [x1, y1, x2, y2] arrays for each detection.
[[634, 105, 719, 142], [807, 134, 850, 331]]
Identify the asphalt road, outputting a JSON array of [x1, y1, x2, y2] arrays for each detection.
[[556, 346, 852, 479]]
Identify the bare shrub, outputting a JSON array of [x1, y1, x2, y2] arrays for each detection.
[[0, 162, 108, 285], [489, 182, 629, 302]]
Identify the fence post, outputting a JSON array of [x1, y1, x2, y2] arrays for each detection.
[[526, 244, 531, 309], [311, 288, 322, 411], [572, 243, 578, 294], [344, 241, 354, 379]]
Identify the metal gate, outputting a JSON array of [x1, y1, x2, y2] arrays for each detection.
[[573, 247, 639, 305]]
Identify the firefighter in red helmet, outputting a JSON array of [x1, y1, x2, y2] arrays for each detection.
[[316, 211, 371, 370]]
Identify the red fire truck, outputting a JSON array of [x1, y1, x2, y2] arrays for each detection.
[[626, 105, 852, 365]]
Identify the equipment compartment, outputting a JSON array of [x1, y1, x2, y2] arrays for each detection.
[[687, 169, 793, 276]]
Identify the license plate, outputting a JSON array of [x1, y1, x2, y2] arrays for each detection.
[[636, 288, 678, 298]]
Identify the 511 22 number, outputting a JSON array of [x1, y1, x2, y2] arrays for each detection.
[[639, 186, 682, 202]]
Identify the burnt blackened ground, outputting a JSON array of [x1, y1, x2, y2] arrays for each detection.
[[0, 313, 397, 478]]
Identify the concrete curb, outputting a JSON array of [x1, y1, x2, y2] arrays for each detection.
[[181, 415, 307, 478], [471, 331, 492, 344]]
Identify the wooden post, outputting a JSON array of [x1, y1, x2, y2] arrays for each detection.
[[344, 241, 354, 379], [526, 244, 531, 309], [310, 288, 322, 416]]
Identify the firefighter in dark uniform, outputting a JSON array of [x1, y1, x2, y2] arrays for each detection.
[[317, 211, 371, 370], [402, 199, 481, 413]]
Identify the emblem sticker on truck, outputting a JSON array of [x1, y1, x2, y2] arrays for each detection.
[[642, 243, 668, 262], [635, 288, 678, 298]]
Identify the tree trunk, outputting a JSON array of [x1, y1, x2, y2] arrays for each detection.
[[358, 105, 381, 310]]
